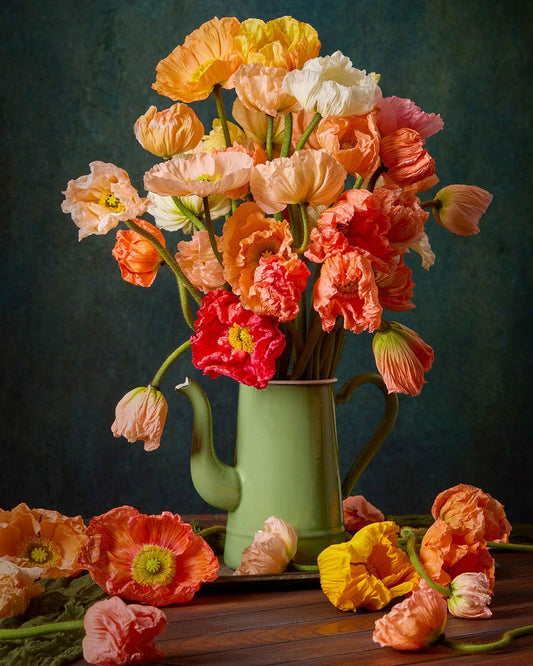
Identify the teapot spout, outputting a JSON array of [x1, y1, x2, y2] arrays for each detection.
[[176, 378, 240, 512]]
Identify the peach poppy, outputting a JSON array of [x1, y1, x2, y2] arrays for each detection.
[[190, 289, 285, 388], [447, 572, 492, 619], [233, 63, 300, 116], [83, 596, 167, 665], [112, 219, 165, 288], [432, 184, 493, 236], [313, 251, 382, 333], [343, 495, 385, 533], [377, 96, 444, 139], [111, 386, 168, 452], [431, 483, 511, 544], [317, 521, 419, 612], [0, 503, 87, 578], [234, 516, 298, 575], [292, 110, 381, 178], [372, 321, 433, 396], [373, 580, 447, 650], [235, 16, 320, 70], [133, 103, 204, 159], [305, 189, 393, 270], [380, 128, 435, 187], [419, 519, 496, 593], [0, 560, 43, 619], [61, 161, 147, 241], [373, 186, 428, 252], [283, 50, 382, 117], [78, 506, 219, 606], [232, 98, 285, 154], [375, 256, 415, 312], [144, 149, 254, 200], [175, 230, 225, 293], [153, 17, 244, 103], [250, 149, 347, 214]]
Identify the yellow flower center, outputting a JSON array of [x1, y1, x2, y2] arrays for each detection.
[[131, 545, 176, 587], [191, 58, 217, 83], [195, 173, 222, 183], [22, 538, 61, 567], [98, 190, 125, 212], [228, 323, 255, 354]]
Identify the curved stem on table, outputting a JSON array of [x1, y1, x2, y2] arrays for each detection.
[[438, 626, 533, 654]]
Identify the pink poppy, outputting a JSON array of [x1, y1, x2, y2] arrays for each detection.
[[433, 184, 493, 236], [372, 321, 433, 396], [61, 162, 147, 241], [78, 506, 218, 606], [447, 572, 492, 619], [373, 186, 429, 252], [380, 128, 435, 187], [250, 149, 347, 214], [144, 149, 254, 200], [83, 596, 167, 665], [313, 252, 382, 333], [191, 289, 286, 388], [234, 516, 298, 575], [305, 189, 393, 270], [112, 219, 165, 288], [343, 495, 385, 533], [111, 386, 168, 452], [233, 63, 301, 116], [175, 230, 225, 293], [377, 96, 444, 139]]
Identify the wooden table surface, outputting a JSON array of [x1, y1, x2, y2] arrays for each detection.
[[73, 536, 533, 665]]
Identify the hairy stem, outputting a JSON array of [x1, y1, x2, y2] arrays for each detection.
[[151, 340, 192, 388]]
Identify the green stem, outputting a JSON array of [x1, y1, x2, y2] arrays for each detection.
[[438, 626, 533, 653], [214, 84, 232, 148], [202, 197, 224, 266], [290, 318, 323, 380], [171, 197, 206, 231], [295, 112, 321, 151], [124, 219, 202, 305], [354, 175, 364, 189], [177, 280, 195, 331], [329, 324, 346, 378], [266, 115, 274, 161], [197, 525, 226, 539], [401, 529, 451, 597], [281, 113, 293, 157], [486, 541, 533, 552], [420, 198, 437, 210], [0, 620, 84, 640], [150, 340, 191, 388], [293, 203, 310, 254]]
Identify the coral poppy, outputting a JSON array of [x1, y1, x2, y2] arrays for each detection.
[[283, 50, 382, 117], [447, 572, 492, 619], [372, 321, 433, 396], [78, 506, 218, 606], [134, 103, 204, 159], [373, 580, 447, 650], [292, 110, 381, 178], [375, 257, 415, 312], [234, 516, 298, 575], [0, 560, 42, 620], [419, 519, 496, 593], [305, 188, 393, 270], [235, 16, 320, 70], [373, 186, 429, 252], [175, 230, 225, 293], [431, 483, 511, 544], [0, 503, 87, 578], [250, 149, 346, 214], [317, 521, 419, 612], [144, 150, 254, 200], [233, 63, 300, 116], [61, 162, 147, 241], [377, 96, 444, 139], [83, 596, 168, 665], [343, 495, 385, 533], [191, 289, 286, 388], [112, 219, 165, 288], [380, 128, 435, 187], [313, 251, 382, 333], [432, 185, 493, 236], [111, 386, 168, 452], [252, 254, 310, 321], [153, 17, 244, 103]]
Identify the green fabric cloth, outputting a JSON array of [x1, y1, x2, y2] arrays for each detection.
[[0, 573, 107, 666]]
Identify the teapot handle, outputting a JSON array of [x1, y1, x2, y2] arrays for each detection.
[[335, 373, 399, 499]]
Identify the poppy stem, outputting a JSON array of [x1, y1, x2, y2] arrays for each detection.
[[202, 197, 224, 266], [401, 528, 451, 597], [0, 620, 85, 640], [290, 318, 323, 380], [486, 541, 533, 551], [367, 165, 387, 192], [151, 340, 192, 388], [281, 113, 293, 157], [293, 204, 310, 254], [171, 197, 206, 231], [197, 525, 227, 539], [295, 112, 321, 150], [177, 281, 195, 331], [438, 625, 533, 653], [213, 84, 232, 148], [266, 115, 274, 161]]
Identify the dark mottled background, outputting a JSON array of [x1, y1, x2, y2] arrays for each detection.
[[1, 1, 531, 523]]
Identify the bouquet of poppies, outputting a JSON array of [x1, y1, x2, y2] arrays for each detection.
[[61, 15, 492, 450]]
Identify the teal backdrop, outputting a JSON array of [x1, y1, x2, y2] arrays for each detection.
[[1, 1, 531, 523]]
